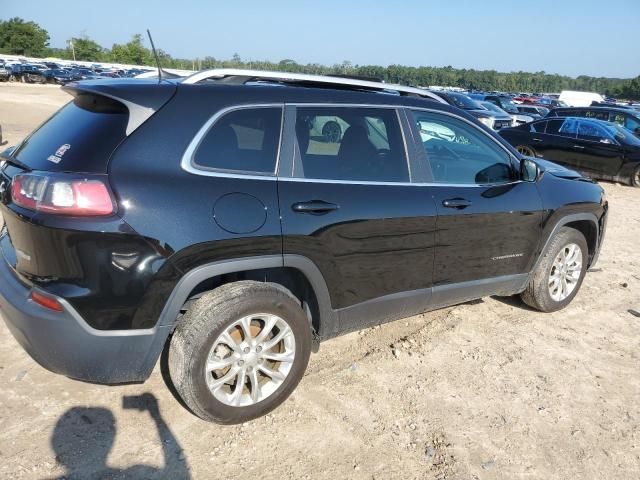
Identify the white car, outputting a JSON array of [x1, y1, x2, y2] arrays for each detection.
[[479, 101, 533, 127]]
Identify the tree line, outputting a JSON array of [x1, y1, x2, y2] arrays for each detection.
[[1, 16, 639, 100]]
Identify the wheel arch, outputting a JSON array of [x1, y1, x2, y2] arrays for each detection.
[[533, 213, 600, 273], [157, 255, 336, 342]]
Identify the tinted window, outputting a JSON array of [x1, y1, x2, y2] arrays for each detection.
[[194, 107, 282, 174], [411, 110, 514, 185], [558, 118, 579, 137], [11, 93, 128, 173], [578, 121, 612, 142], [624, 115, 640, 133], [294, 107, 408, 182], [530, 121, 547, 133], [585, 110, 609, 121], [546, 119, 566, 135]]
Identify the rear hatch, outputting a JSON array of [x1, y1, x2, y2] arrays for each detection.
[[0, 79, 176, 281]]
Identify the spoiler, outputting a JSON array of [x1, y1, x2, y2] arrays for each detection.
[[62, 79, 176, 135]]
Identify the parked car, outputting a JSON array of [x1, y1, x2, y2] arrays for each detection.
[[44, 68, 74, 85], [479, 100, 534, 126], [558, 91, 605, 107], [517, 105, 549, 118], [0, 70, 607, 424], [429, 91, 512, 129], [468, 93, 531, 121], [547, 106, 640, 137], [533, 97, 568, 109], [0, 64, 9, 82], [500, 116, 640, 186]]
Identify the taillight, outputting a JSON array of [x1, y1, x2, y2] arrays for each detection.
[[11, 173, 114, 216]]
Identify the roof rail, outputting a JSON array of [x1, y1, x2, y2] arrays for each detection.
[[181, 69, 446, 104]]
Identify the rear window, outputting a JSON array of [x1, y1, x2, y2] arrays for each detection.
[[10, 93, 128, 173]]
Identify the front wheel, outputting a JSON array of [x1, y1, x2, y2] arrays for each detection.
[[168, 281, 312, 424], [521, 227, 588, 312], [516, 145, 537, 157]]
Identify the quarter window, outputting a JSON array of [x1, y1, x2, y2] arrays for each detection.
[[193, 107, 282, 174], [530, 121, 547, 133], [411, 110, 514, 185], [294, 107, 409, 182]]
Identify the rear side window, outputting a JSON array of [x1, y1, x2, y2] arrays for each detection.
[[530, 121, 547, 133], [585, 110, 609, 121], [294, 107, 408, 182], [193, 107, 283, 174], [557, 118, 579, 137], [10, 93, 128, 173]]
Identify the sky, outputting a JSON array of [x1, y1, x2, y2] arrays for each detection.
[[2, 0, 639, 78]]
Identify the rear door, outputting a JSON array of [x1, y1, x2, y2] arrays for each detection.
[[543, 118, 583, 168], [406, 108, 543, 302], [278, 105, 437, 335]]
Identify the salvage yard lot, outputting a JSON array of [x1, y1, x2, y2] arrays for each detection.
[[0, 83, 639, 480]]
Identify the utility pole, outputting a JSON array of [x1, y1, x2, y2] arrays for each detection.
[[68, 40, 76, 61]]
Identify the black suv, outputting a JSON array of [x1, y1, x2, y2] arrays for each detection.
[[0, 70, 608, 424]]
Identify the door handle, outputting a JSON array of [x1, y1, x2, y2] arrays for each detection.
[[572, 145, 585, 149], [532, 138, 543, 142], [442, 198, 472, 209], [291, 200, 339, 214]]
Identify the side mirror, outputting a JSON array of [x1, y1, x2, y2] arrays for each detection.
[[520, 157, 540, 182]]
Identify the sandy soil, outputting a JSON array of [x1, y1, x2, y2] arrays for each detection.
[[0, 82, 639, 480]]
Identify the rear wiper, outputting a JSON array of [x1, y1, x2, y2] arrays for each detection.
[[0, 154, 31, 172]]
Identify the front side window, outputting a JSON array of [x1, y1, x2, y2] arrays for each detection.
[[411, 110, 514, 185], [294, 107, 408, 182], [193, 107, 283, 174], [578, 121, 613, 143]]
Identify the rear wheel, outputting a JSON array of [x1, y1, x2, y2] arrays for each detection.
[[516, 145, 536, 157], [168, 281, 312, 424], [521, 227, 588, 312]]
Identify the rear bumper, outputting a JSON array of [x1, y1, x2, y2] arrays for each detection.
[[0, 251, 171, 384]]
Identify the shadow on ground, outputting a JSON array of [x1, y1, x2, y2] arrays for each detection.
[[45, 393, 190, 479]]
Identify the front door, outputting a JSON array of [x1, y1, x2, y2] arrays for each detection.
[[278, 105, 438, 335], [407, 108, 544, 304], [574, 119, 624, 176]]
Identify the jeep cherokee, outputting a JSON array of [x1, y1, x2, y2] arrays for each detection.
[[0, 70, 608, 424]]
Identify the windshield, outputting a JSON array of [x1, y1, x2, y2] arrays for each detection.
[[481, 102, 506, 114], [604, 122, 640, 146], [497, 98, 519, 113], [448, 93, 483, 110]]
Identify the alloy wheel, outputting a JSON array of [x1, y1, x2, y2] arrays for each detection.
[[548, 243, 582, 301], [204, 314, 296, 407]]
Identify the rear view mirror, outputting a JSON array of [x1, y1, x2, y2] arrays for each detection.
[[520, 157, 540, 182]]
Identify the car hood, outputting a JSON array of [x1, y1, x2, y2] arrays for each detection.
[[531, 157, 588, 180]]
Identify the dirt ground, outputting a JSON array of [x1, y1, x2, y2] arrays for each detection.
[[0, 82, 639, 480]]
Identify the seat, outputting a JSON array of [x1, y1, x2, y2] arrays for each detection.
[[336, 125, 377, 179]]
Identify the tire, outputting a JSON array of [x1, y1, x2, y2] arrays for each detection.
[[521, 227, 588, 312], [516, 145, 536, 157], [168, 281, 312, 424], [631, 165, 640, 188]]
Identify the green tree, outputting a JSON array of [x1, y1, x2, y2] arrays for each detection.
[[0, 17, 49, 56], [68, 35, 104, 61], [108, 34, 153, 65]]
